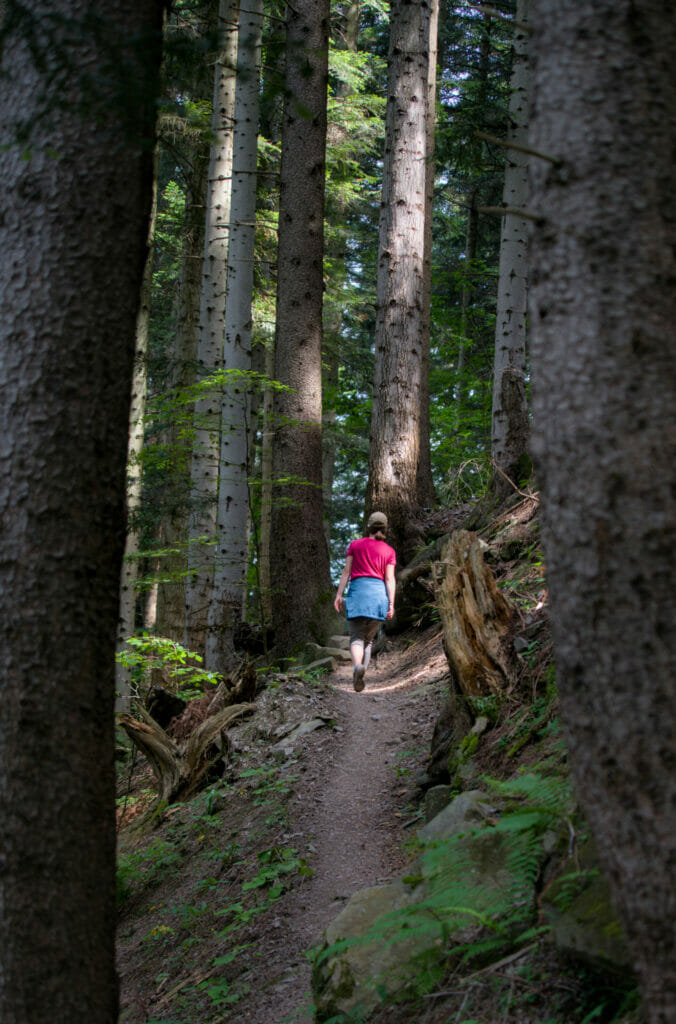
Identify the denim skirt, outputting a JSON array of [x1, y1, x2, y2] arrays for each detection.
[[344, 576, 388, 621]]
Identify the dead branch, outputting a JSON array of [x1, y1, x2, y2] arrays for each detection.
[[119, 702, 256, 809], [475, 129, 562, 165]]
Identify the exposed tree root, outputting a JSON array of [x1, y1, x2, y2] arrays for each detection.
[[119, 702, 255, 807]]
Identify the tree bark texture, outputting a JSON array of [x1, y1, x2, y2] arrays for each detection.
[[528, 3, 676, 1019], [455, 17, 491, 398], [434, 531, 519, 697], [490, 0, 530, 494], [206, 0, 263, 674], [258, 333, 276, 627], [184, 0, 240, 655], [155, 138, 210, 642], [367, 0, 433, 563], [321, 1, 360, 542], [0, 3, 165, 1021], [271, 0, 333, 654], [417, 0, 439, 509], [117, 150, 160, 709]]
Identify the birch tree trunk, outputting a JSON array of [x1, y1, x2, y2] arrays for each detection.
[[205, 0, 263, 674], [528, 2, 676, 1019], [116, 152, 159, 710], [184, 0, 240, 655], [490, 0, 530, 495], [366, 0, 433, 563], [271, 0, 333, 654], [0, 3, 164, 1020]]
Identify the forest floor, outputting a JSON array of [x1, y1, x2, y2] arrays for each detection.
[[117, 627, 451, 1024], [116, 499, 642, 1024]]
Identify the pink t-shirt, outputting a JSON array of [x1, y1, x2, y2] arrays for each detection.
[[347, 537, 396, 581]]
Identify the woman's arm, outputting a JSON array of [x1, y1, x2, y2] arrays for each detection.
[[385, 562, 396, 620], [334, 555, 353, 613]]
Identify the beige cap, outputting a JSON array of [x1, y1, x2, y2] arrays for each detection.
[[367, 511, 388, 531]]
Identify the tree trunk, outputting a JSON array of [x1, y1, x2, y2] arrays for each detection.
[[455, 16, 491, 404], [184, 0, 240, 655], [258, 333, 275, 627], [271, 0, 333, 655], [417, 0, 439, 508], [434, 530, 519, 697], [528, 2, 676, 1020], [117, 150, 160, 710], [0, 3, 164, 1020], [322, 1, 361, 544], [155, 140, 210, 643], [319, 0, 362, 544], [366, 0, 433, 563], [206, 0, 263, 674], [490, 0, 530, 495]]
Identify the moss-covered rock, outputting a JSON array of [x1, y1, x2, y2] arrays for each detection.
[[542, 837, 632, 973], [313, 880, 416, 1022]]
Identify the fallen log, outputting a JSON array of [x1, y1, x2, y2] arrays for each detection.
[[433, 530, 519, 698]]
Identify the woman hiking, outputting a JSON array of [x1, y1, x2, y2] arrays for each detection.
[[333, 511, 396, 692]]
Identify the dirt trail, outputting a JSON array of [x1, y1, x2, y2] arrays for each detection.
[[242, 639, 447, 1024]]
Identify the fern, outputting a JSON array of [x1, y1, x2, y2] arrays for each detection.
[[315, 767, 576, 1008]]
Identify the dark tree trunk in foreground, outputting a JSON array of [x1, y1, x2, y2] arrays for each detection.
[[271, 0, 332, 654], [0, 3, 164, 1021], [366, 0, 434, 563], [528, 3, 676, 1020]]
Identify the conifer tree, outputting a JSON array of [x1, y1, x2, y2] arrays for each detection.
[[184, 0, 240, 654], [0, 2, 165, 1018], [366, 0, 434, 562], [271, 0, 333, 652], [490, 0, 530, 495], [206, 0, 264, 672], [529, 1, 676, 1018]]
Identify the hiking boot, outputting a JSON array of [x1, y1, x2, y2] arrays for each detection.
[[353, 665, 366, 692]]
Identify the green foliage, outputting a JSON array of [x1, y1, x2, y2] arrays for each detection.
[[497, 686, 559, 757], [115, 633, 222, 700], [242, 845, 313, 894], [315, 768, 574, 1005], [117, 839, 183, 906], [465, 693, 502, 724], [239, 763, 298, 806]]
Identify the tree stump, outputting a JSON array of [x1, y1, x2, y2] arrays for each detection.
[[119, 702, 255, 806], [433, 530, 519, 697]]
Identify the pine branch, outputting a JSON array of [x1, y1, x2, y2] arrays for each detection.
[[464, 1, 532, 33], [477, 204, 540, 222], [475, 129, 562, 165]]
